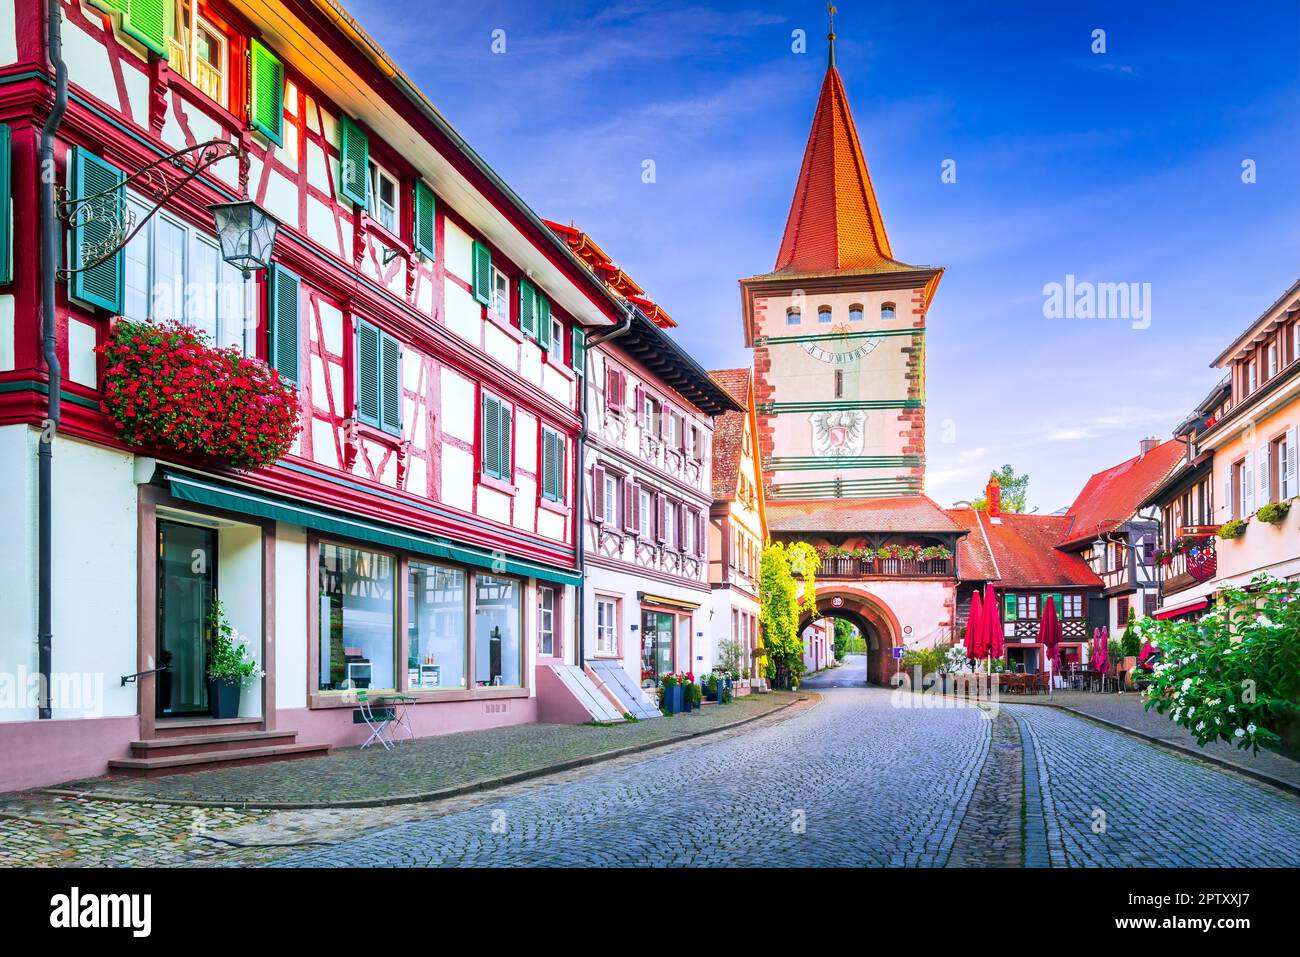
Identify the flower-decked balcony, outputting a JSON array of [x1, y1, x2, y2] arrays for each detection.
[[815, 543, 955, 580], [1154, 529, 1218, 598]]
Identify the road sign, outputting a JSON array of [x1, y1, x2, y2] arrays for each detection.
[[891, 647, 904, 660]]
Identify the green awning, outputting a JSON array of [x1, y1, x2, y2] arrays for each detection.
[[163, 471, 581, 587]]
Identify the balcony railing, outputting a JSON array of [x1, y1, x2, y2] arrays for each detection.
[[1158, 538, 1217, 598], [818, 556, 954, 579]]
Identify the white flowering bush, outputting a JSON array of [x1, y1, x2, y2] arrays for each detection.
[[1137, 575, 1300, 754]]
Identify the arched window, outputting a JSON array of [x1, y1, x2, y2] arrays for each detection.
[[818, 305, 833, 324], [786, 306, 801, 326], [849, 303, 864, 322], [881, 302, 896, 321]]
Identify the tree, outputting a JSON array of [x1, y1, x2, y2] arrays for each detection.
[[972, 464, 1029, 513], [1120, 605, 1141, 658], [833, 619, 853, 660], [758, 541, 819, 689]]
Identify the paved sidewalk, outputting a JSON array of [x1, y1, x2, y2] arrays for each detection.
[[1013, 690, 1300, 791], [49, 693, 801, 807]]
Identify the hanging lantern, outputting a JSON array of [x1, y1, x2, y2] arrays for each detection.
[[208, 200, 280, 278]]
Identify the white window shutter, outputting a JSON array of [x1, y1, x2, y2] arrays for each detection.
[[1224, 466, 1234, 520], [1259, 443, 1271, 503], [1286, 426, 1298, 500], [1243, 452, 1255, 516]]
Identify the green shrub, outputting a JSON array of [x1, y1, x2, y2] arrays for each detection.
[[1256, 501, 1290, 525], [1218, 518, 1248, 539]]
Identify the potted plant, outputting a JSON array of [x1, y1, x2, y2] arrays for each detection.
[[660, 673, 684, 715], [1257, 501, 1291, 525], [206, 600, 262, 719], [1218, 518, 1248, 540], [703, 673, 721, 701], [684, 675, 701, 711]]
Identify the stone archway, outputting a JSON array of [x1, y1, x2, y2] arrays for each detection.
[[798, 588, 903, 686]]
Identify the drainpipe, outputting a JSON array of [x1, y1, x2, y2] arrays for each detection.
[[37, 0, 68, 720], [573, 304, 635, 667]]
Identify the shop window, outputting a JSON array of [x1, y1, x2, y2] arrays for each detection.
[[595, 597, 619, 656], [475, 574, 522, 686], [407, 562, 467, 690], [640, 609, 675, 687], [122, 195, 252, 353], [318, 542, 395, 692]]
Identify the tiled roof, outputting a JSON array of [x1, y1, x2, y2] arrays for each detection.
[[708, 369, 751, 502], [1057, 439, 1185, 549], [947, 509, 1101, 588], [768, 496, 962, 534], [771, 64, 920, 276]]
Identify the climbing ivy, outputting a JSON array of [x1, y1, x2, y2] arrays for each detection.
[[759, 541, 820, 689]]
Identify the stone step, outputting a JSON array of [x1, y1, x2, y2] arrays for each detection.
[[107, 742, 331, 778], [128, 729, 301, 757]]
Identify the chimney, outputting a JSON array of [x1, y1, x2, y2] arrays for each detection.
[[985, 474, 1002, 519], [1139, 436, 1161, 455]]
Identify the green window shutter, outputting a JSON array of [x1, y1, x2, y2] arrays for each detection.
[[355, 320, 381, 428], [499, 401, 513, 478], [268, 265, 300, 384], [338, 116, 369, 208], [250, 39, 285, 146], [68, 147, 125, 313], [413, 181, 436, 259], [518, 278, 536, 339], [571, 327, 586, 374], [380, 332, 402, 435], [537, 295, 552, 348], [481, 393, 501, 479], [0, 124, 10, 285], [1053, 593, 1064, 617], [1002, 593, 1017, 620], [541, 429, 562, 502], [471, 241, 491, 305], [122, 0, 171, 58]]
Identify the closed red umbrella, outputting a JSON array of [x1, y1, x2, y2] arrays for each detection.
[[1038, 594, 1062, 677], [983, 583, 1002, 667], [964, 590, 985, 661], [1094, 626, 1110, 673]]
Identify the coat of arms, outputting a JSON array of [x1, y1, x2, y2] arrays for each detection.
[[810, 410, 866, 456]]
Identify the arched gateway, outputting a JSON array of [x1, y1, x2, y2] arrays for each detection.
[[798, 588, 904, 686]]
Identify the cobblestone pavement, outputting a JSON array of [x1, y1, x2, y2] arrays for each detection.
[[275, 686, 990, 867], [56, 693, 797, 806], [947, 709, 1022, 868], [1007, 704, 1300, 867], [800, 653, 867, 689]]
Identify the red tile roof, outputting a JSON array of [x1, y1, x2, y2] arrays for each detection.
[[772, 64, 918, 276], [1057, 439, 1185, 550], [947, 509, 1101, 587], [708, 368, 751, 501], [768, 496, 962, 534]]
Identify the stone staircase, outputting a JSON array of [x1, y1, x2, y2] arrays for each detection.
[[108, 720, 330, 778]]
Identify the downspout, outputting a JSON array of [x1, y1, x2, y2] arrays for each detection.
[[573, 304, 635, 667], [38, 0, 68, 720]]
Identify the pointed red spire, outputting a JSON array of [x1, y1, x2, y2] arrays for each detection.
[[774, 63, 897, 275]]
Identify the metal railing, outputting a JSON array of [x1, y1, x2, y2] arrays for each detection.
[[817, 555, 953, 579]]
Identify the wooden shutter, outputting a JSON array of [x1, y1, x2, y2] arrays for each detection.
[[657, 400, 669, 440], [1243, 452, 1255, 515], [675, 414, 687, 453], [250, 39, 285, 146], [338, 116, 369, 208], [605, 365, 622, 413], [481, 393, 507, 480], [592, 465, 606, 522], [471, 241, 491, 305], [518, 278, 536, 339], [676, 503, 687, 552], [1259, 443, 1271, 502], [1285, 426, 1298, 499], [413, 181, 436, 259], [0, 124, 10, 285], [68, 147, 125, 313], [541, 428, 562, 502], [1225, 465, 1235, 520], [624, 480, 637, 533], [267, 265, 300, 384], [695, 511, 706, 557], [692, 425, 704, 462], [499, 400, 513, 479], [355, 320, 381, 427], [571, 327, 586, 374], [123, 0, 170, 58], [380, 332, 401, 435], [634, 384, 645, 424], [1002, 593, 1017, 620], [537, 295, 552, 349], [655, 493, 667, 543]]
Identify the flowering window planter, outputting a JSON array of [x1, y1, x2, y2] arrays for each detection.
[[99, 319, 302, 470]]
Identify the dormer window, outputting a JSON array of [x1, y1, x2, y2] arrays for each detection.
[[1267, 343, 1277, 379], [366, 159, 399, 234], [818, 306, 833, 324], [881, 302, 896, 321], [169, 1, 229, 107], [1246, 360, 1257, 394]]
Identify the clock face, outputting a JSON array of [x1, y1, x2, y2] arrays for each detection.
[[802, 323, 882, 363]]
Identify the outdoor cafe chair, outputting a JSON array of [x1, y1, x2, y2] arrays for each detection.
[[357, 689, 397, 750]]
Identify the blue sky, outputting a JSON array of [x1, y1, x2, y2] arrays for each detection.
[[346, 0, 1300, 511]]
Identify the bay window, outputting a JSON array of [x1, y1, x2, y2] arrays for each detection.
[[475, 574, 522, 687], [318, 543, 395, 692], [407, 562, 467, 689]]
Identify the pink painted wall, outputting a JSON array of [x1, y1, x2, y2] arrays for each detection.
[[0, 716, 139, 793], [276, 697, 539, 750]]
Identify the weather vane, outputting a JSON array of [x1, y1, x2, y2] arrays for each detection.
[[827, 3, 838, 66]]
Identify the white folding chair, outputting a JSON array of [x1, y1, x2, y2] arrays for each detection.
[[357, 690, 395, 750]]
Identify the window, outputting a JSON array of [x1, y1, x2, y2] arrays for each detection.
[[881, 302, 896, 321], [786, 306, 801, 325], [407, 562, 467, 689], [1116, 595, 1130, 624], [549, 317, 564, 358], [642, 393, 657, 433], [168, 2, 228, 106], [834, 369, 844, 399], [475, 574, 521, 686], [366, 159, 399, 234], [489, 264, 509, 319], [538, 585, 557, 657], [818, 305, 833, 324], [664, 500, 676, 550], [1017, 595, 1038, 620], [540, 427, 565, 503], [1060, 594, 1083, 619], [602, 472, 618, 525], [1246, 361, 1257, 394], [605, 365, 624, 414], [480, 393, 513, 481], [355, 320, 402, 434], [638, 488, 653, 538], [123, 195, 252, 354], [595, 597, 619, 655], [1268, 343, 1278, 379], [683, 508, 695, 554], [1294, 323, 1300, 365], [318, 543, 395, 692], [849, 303, 864, 322]]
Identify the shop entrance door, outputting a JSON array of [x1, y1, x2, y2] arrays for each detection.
[[156, 520, 217, 717], [640, 610, 675, 687]]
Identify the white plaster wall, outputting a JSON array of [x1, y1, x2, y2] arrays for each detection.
[[0, 294, 14, 370], [274, 524, 308, 711], [217, 523, 264, 719], [0, 0, 17, 65], [444, 280, 481, 344], [443, 219, 473, 282]]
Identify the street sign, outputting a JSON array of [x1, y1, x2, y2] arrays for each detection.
[[891, 647, 904, 660]]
